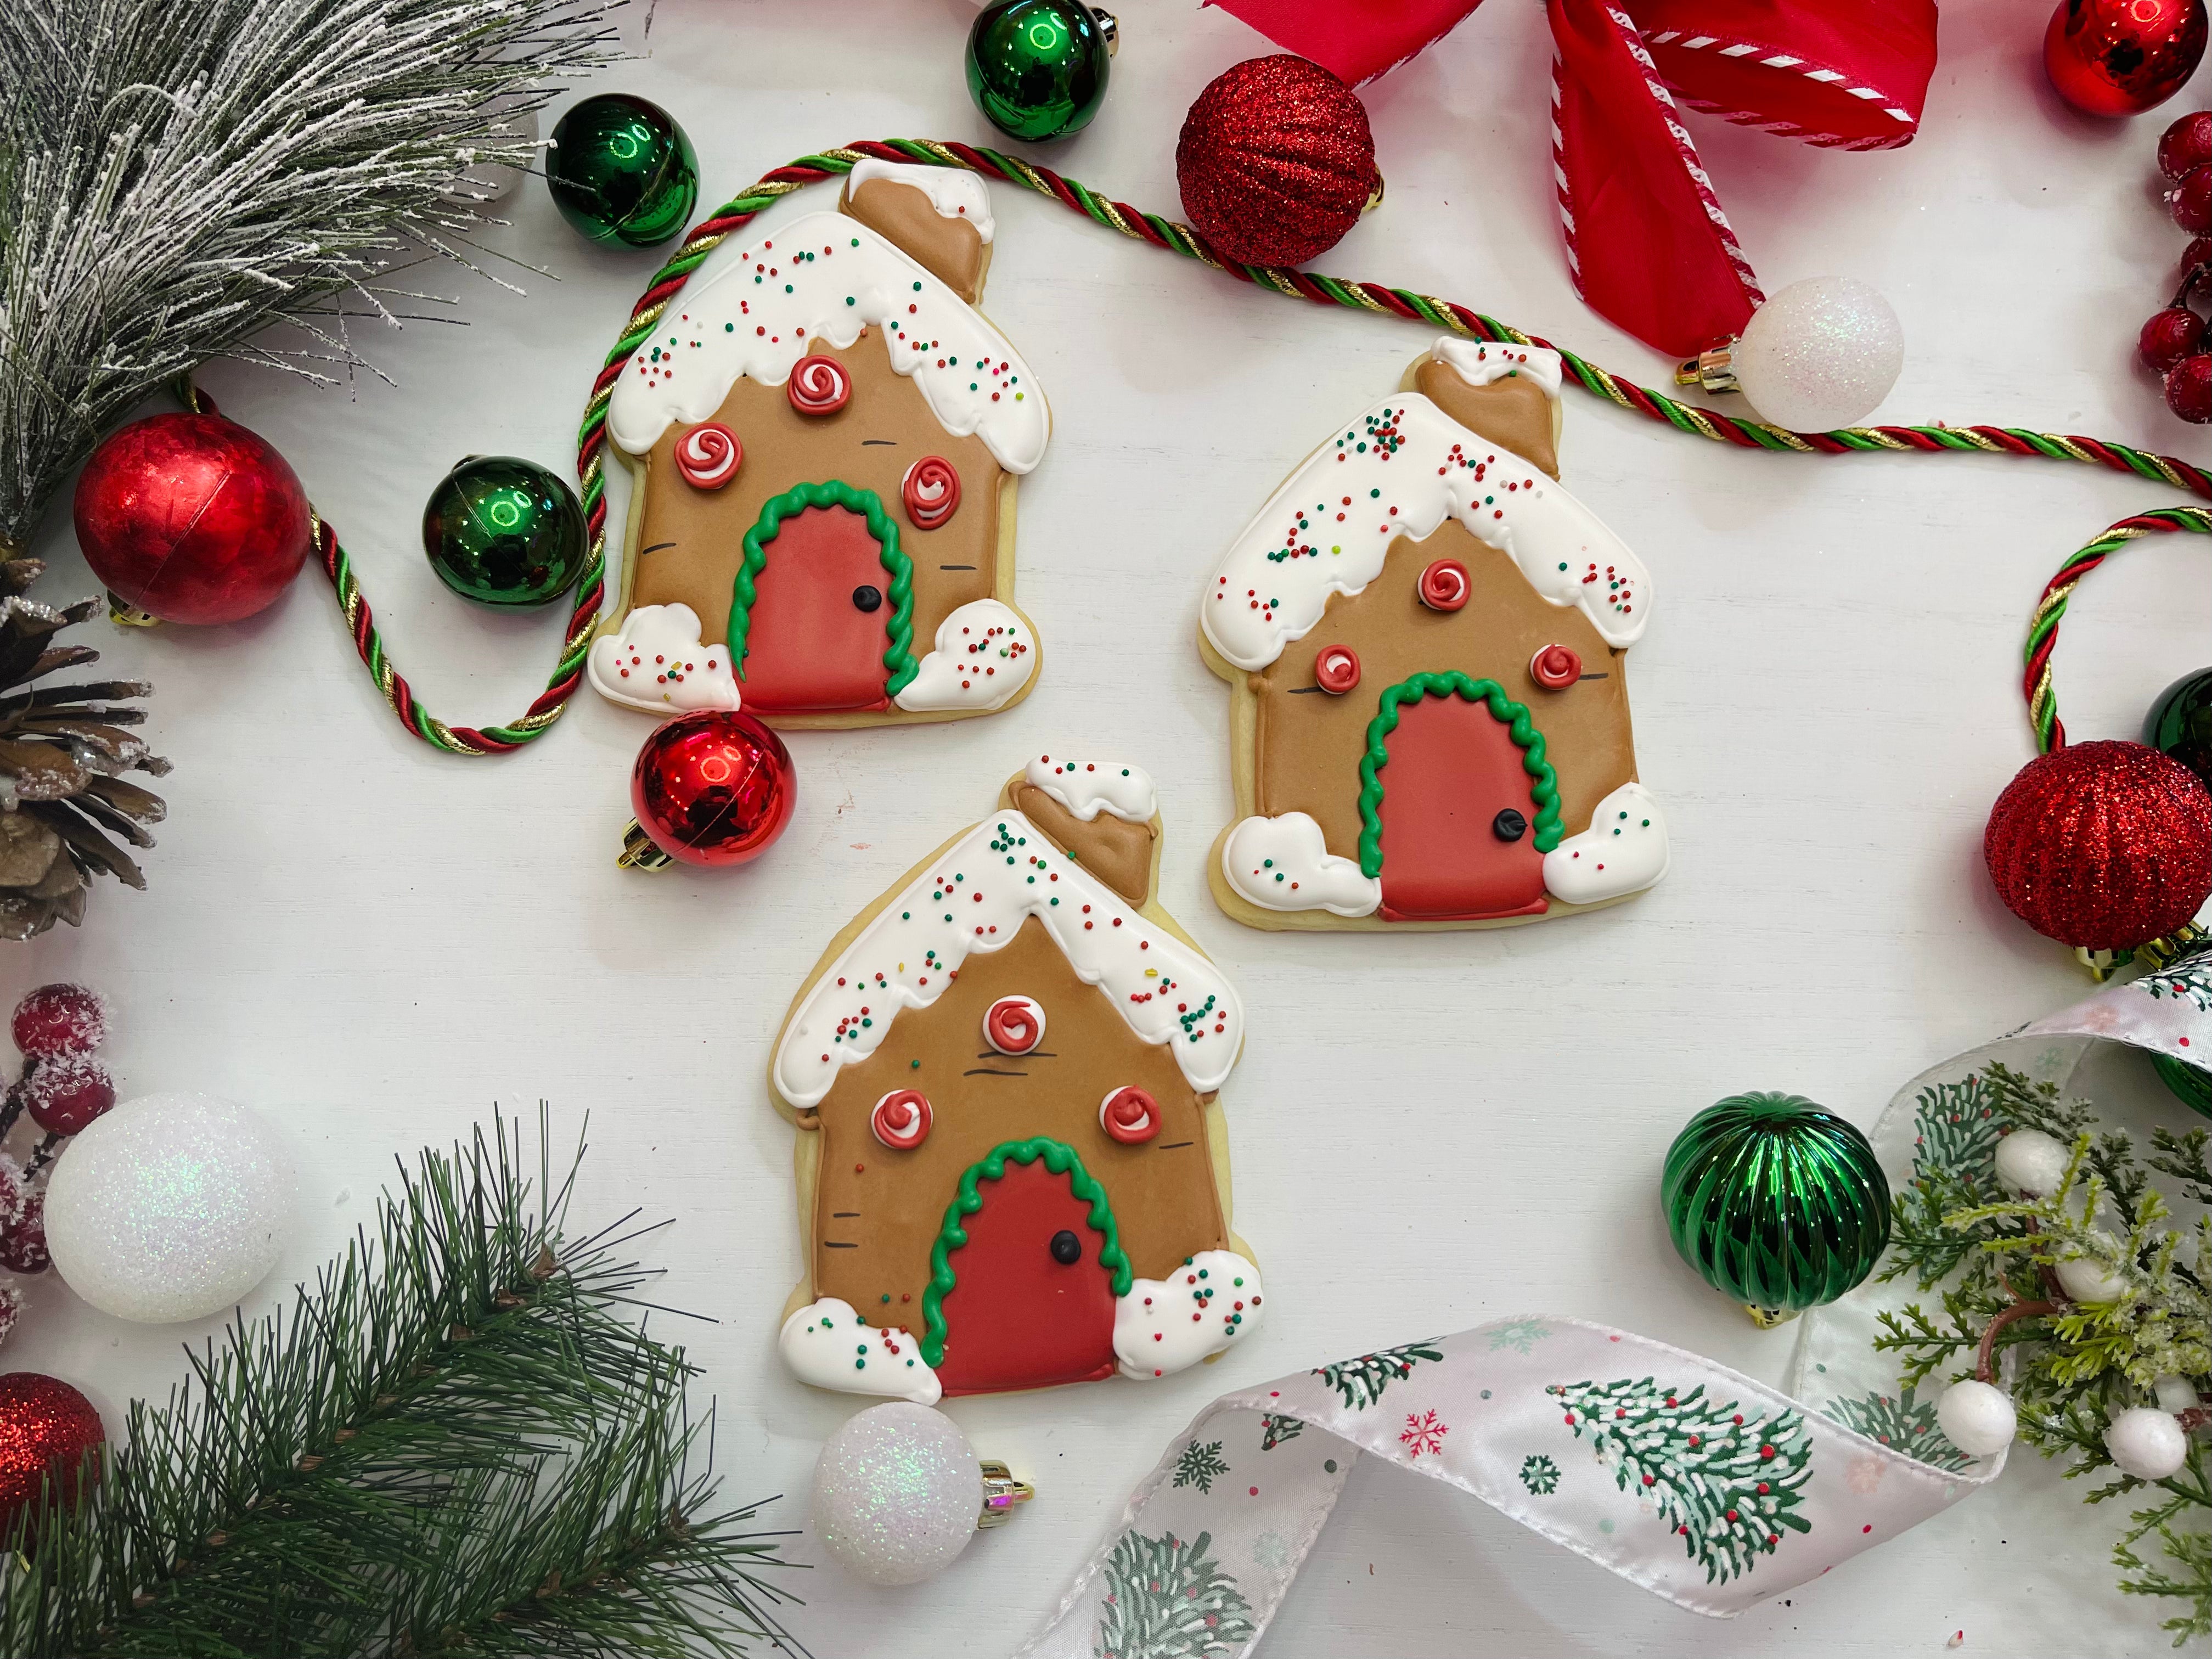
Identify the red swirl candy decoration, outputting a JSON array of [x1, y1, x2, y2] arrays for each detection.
[[902, 455, 962, 529], [674, 423, 741, 490], [871, 1089, 932, 1150], [1314, 644, 1361, 695], [983, 994, 1046, 1055], [786, 355, 852, 415], [1100, 1086, 1160, 1145], [1529, 644, 1582, 690], [1419, 558, 1470, 612]]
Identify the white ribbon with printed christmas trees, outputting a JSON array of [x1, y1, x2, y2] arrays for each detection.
[[1020, 960, 2212, 1655]]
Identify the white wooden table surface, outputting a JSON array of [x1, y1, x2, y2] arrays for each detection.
[[13, 0, 2211, 1651]]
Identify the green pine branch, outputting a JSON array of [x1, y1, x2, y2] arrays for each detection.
[[0, 1112, 807, 1659]]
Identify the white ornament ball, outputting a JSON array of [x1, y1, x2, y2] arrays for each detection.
[[813, 1402, 980, 1586], [1994, 1128, 2070, 1198], [2107, 1407, 2190, 1481], [46, 1092, 295, 1324], [1937, 1378, 2018, 1457], [1732, 275, 1905, 433], [2056, 1253, 2132, 1305]]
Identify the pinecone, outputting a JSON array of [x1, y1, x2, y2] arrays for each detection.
[[0, 555, 166, 940]]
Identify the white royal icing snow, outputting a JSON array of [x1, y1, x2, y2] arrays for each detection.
[[1022, 757, 1157, 823], [1541, 781, 1670, 905], [1220, 813, 1382, 918], [774, 810, 1243, 1111], [1429, 336, 1564, 400], [606, 211, 1048, 474], [586, 603, 742, 715], [848, 159, 996, 243], [893, 598, 1037, 712], [1200, 385, 1650, 673], [1114, 1250, 1264, 1381], [779, 1297, 942, 1404]]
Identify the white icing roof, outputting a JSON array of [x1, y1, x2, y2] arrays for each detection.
[[606, 211, 1049, 474], [774, 810, 1242, 1111], [1431, 337, 1563, 399], [1201, 391, 1651, 672]]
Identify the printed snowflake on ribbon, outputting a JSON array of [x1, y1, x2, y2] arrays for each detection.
[[1173, 1438, 1231, 1495], [1095, 1529, 1256, 1659], [1552, 1377, 1813, 1584], [1313, 1339, 1445, 1410], [1519, 1454, 1561, 1495], [1399, 1410, 1449, 1459], [1486, 1318, 1553, 1354]]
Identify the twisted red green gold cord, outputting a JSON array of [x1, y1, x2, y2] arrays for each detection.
[[344, 136, 2212, 755]]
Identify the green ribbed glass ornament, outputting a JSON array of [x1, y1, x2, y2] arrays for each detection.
[[1661, 1093, 1891, 1326], [2152, 1051, 2212, 1119]]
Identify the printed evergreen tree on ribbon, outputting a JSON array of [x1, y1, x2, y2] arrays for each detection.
[[1094, 1529, 1257, 1659], [1259, 1413, 1302, 1452], [1910, 1074, 2002, 1188], [2140, 957, 2212, 1014], [1313, 1339, 1444, 1410], [1825, 1385, 1974, 1474], [1551, 1377, 1814, 1584]]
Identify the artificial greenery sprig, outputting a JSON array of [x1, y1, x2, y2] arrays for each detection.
[[1878, 1064, 2212, 1644], [0, 1112, 806, 1659]]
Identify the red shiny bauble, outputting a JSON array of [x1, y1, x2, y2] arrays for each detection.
[[1984, 740, 2212, 949], [2045, 0, 2207, 116], [1176, 55, 1382, 269], [0, 1373, 103, 1534], [628, 710, 796, 868], [72, 412, 311, 625], [2170, 352, 2212, 418]]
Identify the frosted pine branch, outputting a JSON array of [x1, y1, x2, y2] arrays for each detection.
[[0, 0, 618, 547]]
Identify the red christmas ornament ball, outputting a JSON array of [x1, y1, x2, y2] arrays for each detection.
[[24, 1055, 115, 1138], [2046, 0, 2208, 116], [72, 411, 311, 625], [9, 984, 106, 1060], [1984, 740, 2212, 949], [629, 710, 796, 868], [1176, 55, 1382, 269], [0, 1373, 103, 1533]]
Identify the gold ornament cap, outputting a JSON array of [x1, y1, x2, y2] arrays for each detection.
[[977, 1459, 1034, 1529]]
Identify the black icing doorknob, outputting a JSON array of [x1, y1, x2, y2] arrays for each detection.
[[853, 584, 884, 612], [1493, 808, 1529, 842], [1049, 1229, 1082, 1265]]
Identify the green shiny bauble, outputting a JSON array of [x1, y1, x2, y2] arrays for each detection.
[[965, 0, 1115, 142], [2153, 1050, 2212, 1119], [2146, 666, 2212, 792], [545, 93, 698, 248], [421, 456, 588, 608], [1661, 1093, 1891, 1326]]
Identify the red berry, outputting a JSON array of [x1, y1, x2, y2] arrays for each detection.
[[2143, 307, 2205, 372], [0, 1193, 52, 1276], [2172, 166, 2212, 235], [9, 985, 106, 1060], [2169, 353, 2212, 421], [2187, 237, 2212, 277], [22, 1056, 114, 1137], [2163, 112, 2212, 179]]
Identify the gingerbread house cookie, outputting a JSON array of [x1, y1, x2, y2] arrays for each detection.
[[589, 161, 1046, 726], [770, 757, 1261, 1402], [1200, 340, 1667, 930]]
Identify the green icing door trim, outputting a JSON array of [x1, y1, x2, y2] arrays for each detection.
[[1357, 671, 1562, 878], [920, 1136, 1132, 1369], [728, 479, 919, 698]]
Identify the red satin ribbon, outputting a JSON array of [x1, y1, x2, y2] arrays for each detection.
[[1203, 0, 1938, 356]]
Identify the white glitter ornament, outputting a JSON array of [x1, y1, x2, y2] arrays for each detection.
[[2107, 1407, 2190, 1481], [46, 1092, 295, 1324], [1732, 277, 1905, 434], [813, 1402, 1029, 1586], [1994, 1127, 2071, 1198], [1936, 1377, 2017, 1457]]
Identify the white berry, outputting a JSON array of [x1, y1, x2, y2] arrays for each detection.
[[2107, 1407, 2190, 1481], [2056, 1253, 2131, 1305], [2156, 1375, 2203, 1414], [1937, 1379, 2018, 1456], [1993, 1128, 2070, 1198]]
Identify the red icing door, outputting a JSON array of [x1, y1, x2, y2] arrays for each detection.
[[934, 1156, 1119, 1397], [738, 502, 892, 713], [1376, 688, 1549, 921]]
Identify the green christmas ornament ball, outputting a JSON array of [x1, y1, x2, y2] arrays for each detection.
[[546, 93, 698, 248], [1661, 1092, 1891, 1326], [965, 0, 1117, 143], [421, 456, 588, 609]]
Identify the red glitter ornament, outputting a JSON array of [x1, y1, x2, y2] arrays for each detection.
[[619, 709, 796, 870], [0, 1373, 103, 1533], [9, 984, 107, 1060], [2045, 0, 2208, 117], [1984, 740, 2212, 950], [24, 1055, 116, 1137], [1176, 55, 1382, 269], [72, 410, 311, 625]]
